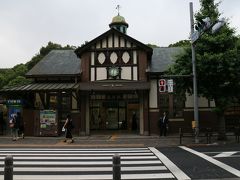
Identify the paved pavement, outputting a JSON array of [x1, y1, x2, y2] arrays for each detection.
[[0, 133, 238, 147]]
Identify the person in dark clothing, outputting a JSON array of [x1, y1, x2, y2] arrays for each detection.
[[10, 114, 19, 141], [63, 114, 74, 143], [132, 112, 137, 131], [159, 111, 169, 136], [0, 111, 3, 135], [16, 112, 24, 139]]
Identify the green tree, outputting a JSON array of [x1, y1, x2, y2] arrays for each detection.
[[168, 40, 190, 47], [3, 69, 16, 85], [169, 0, 239, 139], [7, 76, 32, 87], [0, 74, 6, 89], [0, 41, 75, 89], [146, 43, 159, 48], [13, 64, 28, 76]]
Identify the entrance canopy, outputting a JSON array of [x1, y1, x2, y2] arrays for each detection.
[[0, 83, 80, 93], [79, 81, 150, 91], [0, 81, 149, 93]]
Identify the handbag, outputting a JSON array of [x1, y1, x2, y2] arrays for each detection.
[[62, 127, 65, 132], [9, 123, 14, 128]]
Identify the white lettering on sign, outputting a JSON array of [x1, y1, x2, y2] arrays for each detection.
[[167, 79, 174, 93]]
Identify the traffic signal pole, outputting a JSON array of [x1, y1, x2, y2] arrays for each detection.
[[190, 2, 199, 143]]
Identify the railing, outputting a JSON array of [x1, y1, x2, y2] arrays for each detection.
[[179, 127, 240, 145], [4, 154, 122, 180]]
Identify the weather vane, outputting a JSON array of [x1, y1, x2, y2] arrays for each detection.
[[116, 5, 121, 15]]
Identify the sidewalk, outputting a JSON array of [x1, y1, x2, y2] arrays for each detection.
[[0, 134, 238, 148]]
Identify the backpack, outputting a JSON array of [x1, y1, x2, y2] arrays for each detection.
[[9, 117, 16, 128]]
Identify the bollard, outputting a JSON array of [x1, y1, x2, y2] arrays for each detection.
[[236, 127, 240, 143], [179, 128, 182, 145], [206, 129, 209, 144], [4, 155, 13, 180], [237, 128, 240, 143], [206, 128, 212, 144], [113, 154, 121, 180]]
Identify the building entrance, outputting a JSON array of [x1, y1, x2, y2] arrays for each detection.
[[89, 93, 139, 131]]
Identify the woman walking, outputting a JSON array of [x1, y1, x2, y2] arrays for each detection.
[[63, 114, 74, 143]]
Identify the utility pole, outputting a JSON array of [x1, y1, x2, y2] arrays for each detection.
[[190, 2, 199, 143], [189, 2, 225, 143]]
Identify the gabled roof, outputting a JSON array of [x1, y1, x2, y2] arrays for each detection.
[[150, 47, 185, 73], [75, 28, 152, 57], [26, 50, 81, 77]]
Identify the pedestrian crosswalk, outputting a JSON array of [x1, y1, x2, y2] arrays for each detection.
[[0, 147, 189, 180]]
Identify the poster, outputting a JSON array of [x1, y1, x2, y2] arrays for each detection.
[[39, 110, 58, 136]]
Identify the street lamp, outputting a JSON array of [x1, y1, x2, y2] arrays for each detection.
[[189, 2, 225, 143]]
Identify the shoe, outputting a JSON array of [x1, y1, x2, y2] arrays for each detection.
[[67, 139, 73, 143]]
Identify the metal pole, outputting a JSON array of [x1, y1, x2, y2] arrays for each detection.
[[179, 128, 182, 145], [190, 2, 199, 143], [113, 154, 121, 180], [4, 155, 13, 180]]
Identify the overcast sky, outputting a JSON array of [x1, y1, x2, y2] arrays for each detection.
[[0, 0, 239, 68]]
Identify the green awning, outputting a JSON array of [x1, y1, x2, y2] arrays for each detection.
[[0, 83, 80, 93]]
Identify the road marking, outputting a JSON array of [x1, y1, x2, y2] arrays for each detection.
[[0, 173, 175, 180], [0, 166, 167, 172], [214, 151, 238, 158], [0, 160, 162, 165], [180, 146, 240, 177], [149, 147, 191, 180], [0, 149, 149, 153], [0, 152, 153, 156], [109, 134, 117, 141], [0, 147, 149, 151], [203, 151, 240, 154], [0, 147, 175, 179], [0, 155, 157, 160]]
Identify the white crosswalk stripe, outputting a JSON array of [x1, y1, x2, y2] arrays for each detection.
[[203, 151, 240, 158], [0, 147, 183, 179]]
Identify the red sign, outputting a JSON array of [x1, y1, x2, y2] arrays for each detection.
[[159, 79, 166, 92]]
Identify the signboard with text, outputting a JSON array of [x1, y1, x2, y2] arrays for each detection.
[[159, 79, 174, 93], [39, 110, 58, 136]]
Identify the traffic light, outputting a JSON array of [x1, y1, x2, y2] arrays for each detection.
[[159, 79, 166, 92], [195, 17, 211, 32], [211, 18, 225, 34]]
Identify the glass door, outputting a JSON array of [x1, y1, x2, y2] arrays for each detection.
[[106, 108, 118, 129]]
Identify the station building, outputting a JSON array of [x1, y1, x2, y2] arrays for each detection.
[[0, 14, 220, 136]]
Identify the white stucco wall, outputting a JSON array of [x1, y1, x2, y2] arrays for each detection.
[[149, 80, 158, 108]]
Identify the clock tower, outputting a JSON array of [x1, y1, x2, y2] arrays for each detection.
[[109, 5, 129, 34], [74, 9, 152, 135]]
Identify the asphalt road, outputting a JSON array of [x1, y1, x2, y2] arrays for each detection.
[[157, 144, 240, 179]]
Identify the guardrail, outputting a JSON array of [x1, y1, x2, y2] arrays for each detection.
[[179, 127, 240, 145], [4, 155, 13, 180], [113, 154, 121, 180], [4, 154, 122, 180]]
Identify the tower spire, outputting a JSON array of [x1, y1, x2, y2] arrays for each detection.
[[116, 5, 121, 15], [110, 5, 128, 34]]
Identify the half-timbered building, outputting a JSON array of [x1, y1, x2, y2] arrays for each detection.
[[0, 13, 223, 136]]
